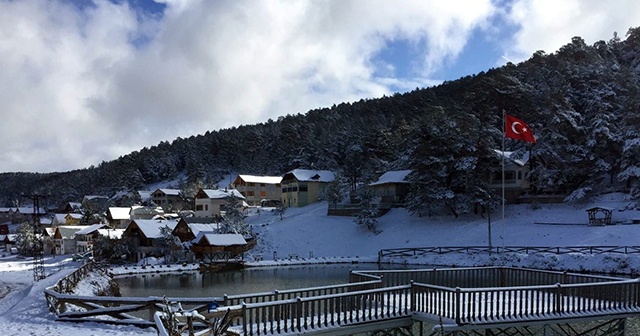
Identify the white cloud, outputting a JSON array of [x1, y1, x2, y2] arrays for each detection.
[[503, 0, 640, 62], [0, 0, 501, 173]]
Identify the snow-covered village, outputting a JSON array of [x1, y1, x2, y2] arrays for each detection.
[[3, 1, 640, 336]]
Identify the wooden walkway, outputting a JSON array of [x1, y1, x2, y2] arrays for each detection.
[[45, 264, 640, 335]]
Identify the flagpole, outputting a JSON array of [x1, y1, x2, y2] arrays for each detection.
[[501, 109, 505, 251]]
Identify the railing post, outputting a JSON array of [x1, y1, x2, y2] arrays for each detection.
[[555, 283, 562, 315], [635, 279, 640, 307], [410, 281, 416, 312], [296, 297, 302, 332], [242, 303, 249, 336], [455, 287, 461, 325]]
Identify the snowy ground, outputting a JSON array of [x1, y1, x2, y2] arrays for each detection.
[[0, 192, 639, 335]]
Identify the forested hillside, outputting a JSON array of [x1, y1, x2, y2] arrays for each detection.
[[2, 28, 640, 213]]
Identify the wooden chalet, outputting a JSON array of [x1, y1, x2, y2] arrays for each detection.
[[191, 232, 249, 261], [172, 217, 220, 243], [122, 219, 179, 261], [369, 169, 412, 207]]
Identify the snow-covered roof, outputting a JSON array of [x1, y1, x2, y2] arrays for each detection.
[[237, 175, 283, 184], [284, 169, 335, 183], [193, 232, 247, 246], [200, 188, 245, 199], [493, 150, 530, 166], [55, 226, 86, 239], [53, 214, 67, 222], [187, 223, 221, 236], [155, 188, 181, 196], [108, 207, 131, 220], [75, 224, 107, 235], [130, 205, 164, 215], [369, 170, 412, 186], [129, 219, 178, 239]]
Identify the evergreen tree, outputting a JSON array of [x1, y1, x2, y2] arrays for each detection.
[[353, 187, 381, 234], [220, 195, 249, 235], [15, 222, 38, 256]]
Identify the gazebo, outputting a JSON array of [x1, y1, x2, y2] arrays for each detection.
[[585, 206, 613, 226]]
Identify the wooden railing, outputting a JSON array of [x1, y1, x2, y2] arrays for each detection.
[[353, 266, 625, 289], [222, 279, 382, 307], [378, 245, 640, 262], [240, 285, 412, 336], [45, 265, 640, 334], [411, 278, 640, 325]]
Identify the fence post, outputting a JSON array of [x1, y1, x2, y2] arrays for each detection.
[[242, 303, 248, 336], [455, 287, 461, 325], [555, 283, 562, 315], [410, 281, 416, 312], [296, 297, 304, 332]]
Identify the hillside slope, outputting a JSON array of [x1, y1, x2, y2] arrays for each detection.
[[246, 193, 640, 273]]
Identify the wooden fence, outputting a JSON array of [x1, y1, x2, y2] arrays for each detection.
[[378, 245, 640, 263]]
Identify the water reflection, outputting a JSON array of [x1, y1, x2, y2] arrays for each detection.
[[115, 263, 388, 298]]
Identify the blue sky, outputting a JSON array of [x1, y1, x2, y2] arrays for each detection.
[[0, 0, 639, 173]]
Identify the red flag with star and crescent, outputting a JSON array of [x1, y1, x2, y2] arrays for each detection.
[[505, 114, 536, 144]]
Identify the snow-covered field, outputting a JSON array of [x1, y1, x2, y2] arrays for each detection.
[[0, 192, 639, 335]]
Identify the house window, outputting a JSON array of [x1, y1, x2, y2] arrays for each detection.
[[247, 191, 255, 196], [260, 191, 266, 197], [205, 204, 209, 211], [282, 187, 287, 193], [260, 183, 265, 187], [299, 185, 308, 192], [196, 205, 203, 211], [518, 171, 523, 180], [276, 184, 281, 187], [248, 182, 255, 186]]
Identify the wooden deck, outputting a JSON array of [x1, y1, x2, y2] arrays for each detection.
[[45, 263, 640, 335]]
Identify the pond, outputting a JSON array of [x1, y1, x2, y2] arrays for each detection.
[[114, 263, 388, 298]]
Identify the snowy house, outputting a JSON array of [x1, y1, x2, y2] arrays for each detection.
[[369, 170, 412, 206], [151, 188, 184, 212], [172, 217, 221, 243], [52, 225, 85, 255], [194, 188, 246, 218], [74, 223, 110, 253], [106, 207, 131, 228], [122, 219, 179, 261], [281, 169, 335, 207], [232, 175, 283, 206], [190, 232, 248, 260], [64, 213, 83, 225], [489, 150, 531, 202]]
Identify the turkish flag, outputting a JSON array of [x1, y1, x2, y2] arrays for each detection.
[[505, 114, 536, 143]]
